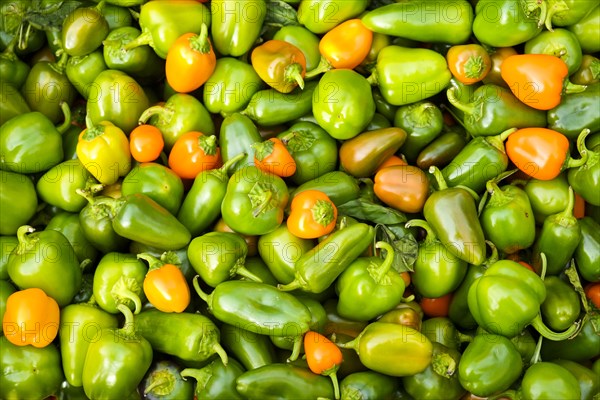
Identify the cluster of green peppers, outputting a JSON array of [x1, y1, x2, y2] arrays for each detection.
[[1, 0, 599, 399]]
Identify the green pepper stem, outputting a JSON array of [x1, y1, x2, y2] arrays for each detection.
[[122, 30, 153, 52], [198, 135, 218, 156], [252, 190, 273, 218], [312, 199, 336, 228], [440, 103, 467, 131], [485, 169, 518, 200], [539, 253, 547, 281], [484, 240, 499, 267], [117, 303, 137, 337], [137, 253, 163, 272], [431, 351, 457, 378], [530, 313, 580, 341], [180, 366, 213, 388], [56, 102, 72, 134], [95, 0, 106, 13], [219, 153, 246, 175], [189, 23, 211, 54], [446, 87, 475, 116], [16, 225, 36, 247], [563, 80, 587, 95], [404, 219, 437, 244], [530, 334, 543, 365], [372, 241, 395, 283], [82, 116, 105, 141], [236, 266, 263, 283], [117, 287, 142, 315], [212, 342, 229, 366], [428, 166, 448, 191], [366, 70, 378, 86], [277, 280, 301, 292], [304, 56, 332, 79], [252, 140, 275, 162], [284, 62, 306, 89], [565, 129, 591, 170], [558, 186, 576, 222], [463, 55, 486, 80], [488, 390, 519, 400], [455, 185, 480, 202], [142, 375, 170, 396], [288, 335, 303, 362], [79, 258, 92, 272], [138, 104, 171, 125], [329, 372, 340, 400], [192, 275, 209, 303]]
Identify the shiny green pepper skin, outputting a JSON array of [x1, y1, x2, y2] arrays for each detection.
[[211, 0, 266, 56]]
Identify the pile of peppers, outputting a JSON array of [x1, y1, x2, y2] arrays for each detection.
[[1, 0, 600, 399]]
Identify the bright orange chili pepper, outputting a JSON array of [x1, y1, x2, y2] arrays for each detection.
[[287, 190, 337, 239], [168, 131, 221, 179], [304, 331, 343, 400], [143, 263, 190, 313], [252, 137, 297, 178]]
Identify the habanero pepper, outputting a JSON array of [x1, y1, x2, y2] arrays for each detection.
[[138, 252, 190, 313], [168, 131, 221, 180], [251, 39, 306, 93]]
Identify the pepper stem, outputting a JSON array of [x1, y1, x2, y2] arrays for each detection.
[[288, 335, 303, 362], [137, 253, 164, 272], [431, 351, 457, 378], [138, 104, 171, 125], [463, 55, 486, 80], [304, 56, 331, 79], [428, 166, 448, 191], [56, 102, 72, 134], [558, 187, 576, 222], [372, 241, 395, 283], [122, 30, 153, 52], [180, 367, 213, 388], [16, 225, 36, 247], [329, 372, 340, 400], [198, 135, 218, 156], [284, 62, 305, 89], [192, 275, 209, 303], [530, 313, 580, 341], [446, 87, 475, 115], [404, 219, 437, 244], [277, 279, 302, 292], [366, 70, 378, 86], [212, 342, 229, 366], [252, 190, 273, 218], [539, 252, 547, 281], [563, 80, 587, 95], [530, 334, 543, 365], [143, 376, 170, 396], [117, 287, 142, 315], [117, 303, 136, 336], [82, 116, 105, 141], [189, 23, 211, 54], [235, 266, 263, 283], [565, 129, 591, 170], [311, 199, 336, 228], [219, 153, 246, 175]]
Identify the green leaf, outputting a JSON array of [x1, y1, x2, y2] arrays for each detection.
[[374, 224, 418, 273], [24, 0, 84, 32], [0, 0, 30, 35], [337, 198, 407, 225], [265, 0, 299, 27]]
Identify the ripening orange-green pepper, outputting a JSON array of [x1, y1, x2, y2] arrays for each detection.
[[251, 40, 306, 93], [2, 288, 60, 348], [139, 253, 190, 313]]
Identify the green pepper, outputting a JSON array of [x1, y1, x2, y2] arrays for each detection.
[[45, 212, 100, 265], [101, 3, 133, 30], [180, 358, 245, 400], [404, 219, 467, 298], [393, 101, 443, 163], [371, 88, 397, 123], [547, 83, 600, 141], [0, 280, 16, 334], [123, 0, 211, 58], [292, 171, 360, 206], [568, 4, 600, 54], [523, 172, 571, 223], [0, 336, 63, 400], [504, 362, 582, 400], [21, 55, 76, 124], [210, 0, 266, 56], [0, 171, 37, 236], [420, 317, 472, 352], [102, 26, 165, 85], [574, 217, 600, 282], [403, 342, 465, 400], [188, 231, 262, 287], [338, 322, 433, 377], [82, 304, 153, 400], [473, 0, 542, 47], [277, 222, 374, 294], [446, 84, 547, 137], [221, 165, 289, 236], [134, 309, 228, 366], [219, 113, 262, 173], [531, 187, 582, 276], [368, 46, 451, 107], [335, 241, 407, 322], [277, 121, 338, 185], [139, 360, 195, 400], [540, 276, 581, 332], [416, 127, 469, 171], [297, 0, 368, 34], [138, 92, 215, 152], [220, 323, 277, 370], [424, 167, 486, 266], [361, 0, 473, 44], [524, 28, 583, 75], [377, 301, 423, 332], [571, 54, 600, 86], [541, 316, 600, 362], [236, 363, 335, 400], [0, 101, 70, 174], [121, 163, 184, 216], [241, 81, 317, 127], [339, 371, 401, 400], [7, 226, 81, 307], [36, 160, 97, 213], [458, 332, 523, 397], [468, 257, 579, 340], [552, 359, 600, 400], [339, 127, 407, 178], [0, 82, 30, 125], [480, 174, 536, 254], [569, 136, 600, 206], [86, 69, 150, 135], [203, 57, 263, 116], [0, 47, 30, 89], [0, 237, 18, 281], [257, 224, 315, 285], [65, 50, 107, 99], [109, 193, 192, 251], [78, 194, 129, 254], [442, 128, 514, 194], [239, 257, 279, 286], [59, 300, 119, 387], [273, 25, 320, 72], [61, 2, 108, 57], [195, 280, 311, 361], [312, 69, 374, 140], [92, 251, 147, 314]]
